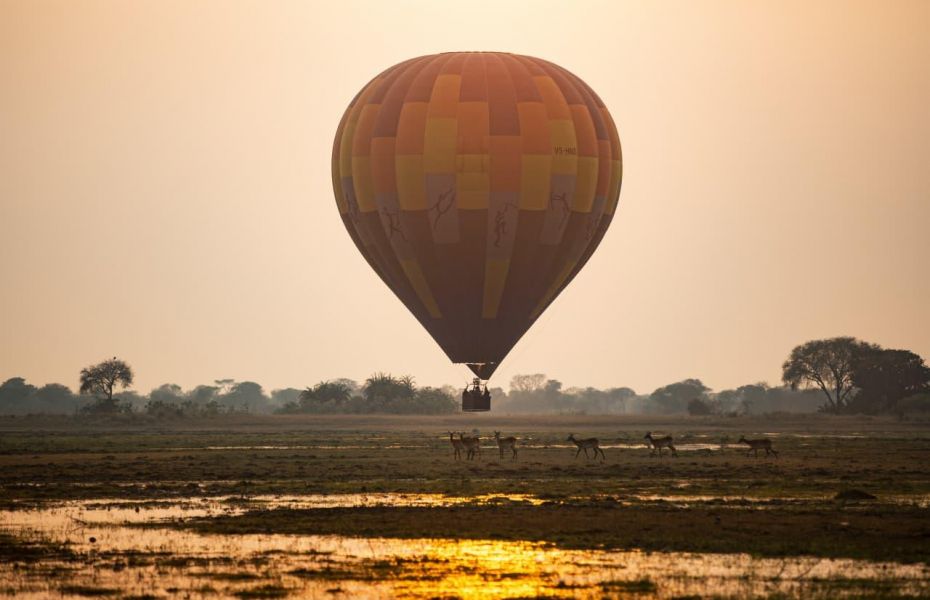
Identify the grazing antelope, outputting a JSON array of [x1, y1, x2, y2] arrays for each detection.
[[459, 432, 482, 460], [644, 432, 678, 457], [738, 435, 778, 458], [567, 434, 605, 461], [493, 431, 518, 461], [447, 431, 465, 461]]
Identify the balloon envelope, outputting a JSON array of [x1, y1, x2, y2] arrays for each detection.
[[332, 52, 622, 379]]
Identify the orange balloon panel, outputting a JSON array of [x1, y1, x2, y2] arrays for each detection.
[[332, 53, 622, 379]]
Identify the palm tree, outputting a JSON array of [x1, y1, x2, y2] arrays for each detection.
[[363, 373, 415, 412]]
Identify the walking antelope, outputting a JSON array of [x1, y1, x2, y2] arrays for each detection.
[[459, 432, 482, 460], [567, 434, 605, 461], [447, 431, 465, 461], [493, 431, 518, 461], [738, 435, 778, 458], [644, 432, 678, 457]]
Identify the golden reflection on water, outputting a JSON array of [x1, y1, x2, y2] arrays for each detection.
[[396, 540, 556, 599], [1, 497, 928, 599]]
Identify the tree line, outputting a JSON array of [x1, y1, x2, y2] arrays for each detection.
[[435, 336, 929, 417], [1, 337, 927, 417], [488, 375, 826, 415], [0, 362, 460, 417]]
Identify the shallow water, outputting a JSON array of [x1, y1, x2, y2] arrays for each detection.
[[519, 442, 732, 451], [1, 496, 928, 599], [78, 492, 546, 512], [142, 438, 848, 455]]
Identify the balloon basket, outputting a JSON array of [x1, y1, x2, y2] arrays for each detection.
[[462, 394, 490, 412], [462, 376, 490, 412], [462, 394, 491, 412]]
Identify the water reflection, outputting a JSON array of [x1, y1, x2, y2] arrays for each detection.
[[1, 498, 927, 599]]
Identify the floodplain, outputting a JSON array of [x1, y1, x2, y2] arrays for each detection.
[[1, 414, 928, 598]]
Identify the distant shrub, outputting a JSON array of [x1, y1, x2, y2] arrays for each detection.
[[275, 375, 457, 415], [896, 393, 930, 415], [687, 397, 714, 416]]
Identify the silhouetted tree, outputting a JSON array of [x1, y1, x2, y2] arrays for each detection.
[[270, 387, 302, 409], [782, 337, 878, 413], [736, 383, 768, 414], [298, 381, 352, 412], [543, 379, 563, 404], [561, 386, 635, 414], [33, 384, 79, 412], [753, 385, 823, 414], [220, 381, 268, 412], [278, 375, 453, 414], [650, 379, 710, 414], [510, 374, 546, 393], [145, 399, 183, 419], [687, 397, 714, 416], [79, 357, 134, 414], [411, 386, 457, 414], [150, 383, 184, 405], [714, 389, 740, 414], [330, 378, 360, 396], [607, 387, 637, 410], [847, 348, 930, 414], [499, 376, 638, 414], [363, 373, 415, 412], [896, 392, 930, 416], [189, 385, 220, 405], [213, 379, 235, 396], [0, 378, 38, 413]]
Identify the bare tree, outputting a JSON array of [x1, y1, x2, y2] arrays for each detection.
[[79, 357, 134, 412], [782, 337, 877, 413], [510, 374, 546, 393]]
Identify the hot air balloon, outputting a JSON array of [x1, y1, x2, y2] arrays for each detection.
[[332, 52, 622, 411]]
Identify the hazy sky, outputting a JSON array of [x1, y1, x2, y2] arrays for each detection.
[[2, 0, 928, 395]]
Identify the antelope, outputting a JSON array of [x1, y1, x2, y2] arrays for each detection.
[[459, 432, 481, 460], [493, 431, 518, 461], [567, 434, 605, 461], [644, 432, 678, 457], [447, 431, 465, 461], [738, 435, 778, 458]]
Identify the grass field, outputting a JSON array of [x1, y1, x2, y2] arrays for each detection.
[[1, 414, 928, 598]]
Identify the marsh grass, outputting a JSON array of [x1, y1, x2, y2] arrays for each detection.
[[232, 583, 290, 598], [600, 577, 658, 592], [0, 531, 75, 562], [58, 585, 119, 596], [172, 499, 928, 562]]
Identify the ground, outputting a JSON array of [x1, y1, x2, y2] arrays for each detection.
[[0, 414, 928, 598]]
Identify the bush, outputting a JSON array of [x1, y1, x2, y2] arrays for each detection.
[[896, 393, 930, 415], [274, 376, 457, 415], [80, 397, 132, 415], [687, 397, 714, 416], [145, 398, 223, 419]]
